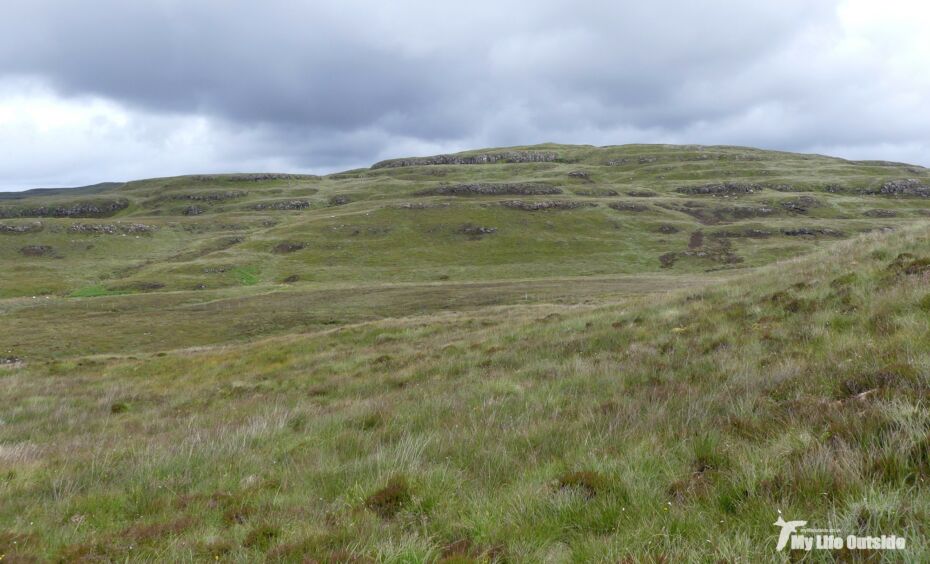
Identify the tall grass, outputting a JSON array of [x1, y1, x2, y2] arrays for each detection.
[[2, 224, 930, 560]]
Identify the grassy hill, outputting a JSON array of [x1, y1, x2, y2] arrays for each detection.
[[1, 144, 930, 561], [2, 144, 929, 359]]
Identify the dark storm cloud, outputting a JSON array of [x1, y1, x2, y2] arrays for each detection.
[[0, 0, 928, 187], [1, 3, 447, 129], [0, 1, 821, 128]]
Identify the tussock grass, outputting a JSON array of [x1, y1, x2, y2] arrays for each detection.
[[1, 225, 929, 559]]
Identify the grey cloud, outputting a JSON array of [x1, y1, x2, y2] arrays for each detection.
[[0, 0, 928, 188]]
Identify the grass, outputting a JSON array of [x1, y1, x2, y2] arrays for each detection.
[[232, 265, 261, 286], [0, 143, 927, 300], [2, 144, 930, 561], [365, 476, 413, 518], [4, 225, 930, 560], [70, 284, 123, 298]]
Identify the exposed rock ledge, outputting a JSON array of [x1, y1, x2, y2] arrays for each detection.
[[499, 200, 596, 211], [676, 183, 764, 196], [0, 221, 43, 234], [415, 183, 562, 197], [372, 151, 558, 169], [69, 223, 157, 235], [0, 199, 129, 219], [864, 179, 930, 197]]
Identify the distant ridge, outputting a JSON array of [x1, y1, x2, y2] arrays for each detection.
[[0, 182, 124, 200]]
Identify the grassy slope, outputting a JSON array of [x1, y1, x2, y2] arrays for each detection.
[[2, 145, 930, 561], [2, 218, 930, 562], [2, 144, 930, 361], [2, 144, 926, 298]]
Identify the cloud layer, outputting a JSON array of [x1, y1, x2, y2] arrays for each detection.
[[1, 0, 928, 189]]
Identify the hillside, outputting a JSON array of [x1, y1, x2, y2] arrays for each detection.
[[2, 145, 930, 561], [2, 144, 930, 358]]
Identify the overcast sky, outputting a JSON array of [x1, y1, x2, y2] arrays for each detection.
[[1, 0, 928, 190]]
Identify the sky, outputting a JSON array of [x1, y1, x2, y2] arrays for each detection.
[[1, 0, 928, 190]]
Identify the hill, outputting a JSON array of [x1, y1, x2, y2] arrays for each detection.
[[1, 144, 930, 560], [2, 143, 930, 358]]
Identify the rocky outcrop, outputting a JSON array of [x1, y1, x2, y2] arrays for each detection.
[[499, 200, 596, 211], [863, 209, 898, 218], [864, 179, 930, 197], [604, 155, 659, 166], [460, 224, 497, 238], [688, 230, 704, 249], [169, 191, 245, 202], [608, 202, 649, 212], [659, 252, 678, 267], [20, 245, 53, 257], [251, 200, 311, 211], [372, 151, 558, 169], [847, 160, 919, 168], [567, 171, 592, 180], [676, 183, 764, 196], [0, 356, 23, 369], [272, 241, 305, 253], [328, 195, 351, 206], [660, 202, 778, 225], [660, 237, 744, 269], [711, 228, 772, 238], [573, 188, 618, 197], [605, 156, 660, 166], [779, 196, 821, 213], [720, 205, 777, 220], [782, 227, 845, 237], [0, 222, 42, 234], [415, 183, 562, 197], [69, 223, 157, 235], [681, 244, 744, 263], [0, 199, 129, 219], [191, 173, 317, 182]]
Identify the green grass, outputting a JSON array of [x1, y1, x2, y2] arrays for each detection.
[[0, 143, 927, 300], [2, 144, 930, 561], [3, 225, 930, 561], [233, 265, 261, 286], [69, 284, 123, 298]]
